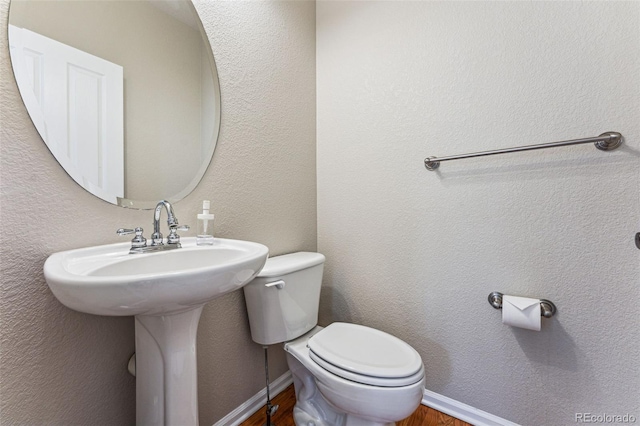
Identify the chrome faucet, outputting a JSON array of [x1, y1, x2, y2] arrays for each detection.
[[117, 200, 189, 254], [151, 200, 182, 245]]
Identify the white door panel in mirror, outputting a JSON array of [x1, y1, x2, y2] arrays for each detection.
[[10, 25, 124, 203]]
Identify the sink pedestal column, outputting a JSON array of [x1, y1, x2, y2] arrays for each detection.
[[135, 306, 204, 426]]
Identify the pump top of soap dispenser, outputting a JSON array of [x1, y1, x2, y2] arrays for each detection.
[[198, 200, 214, 220]]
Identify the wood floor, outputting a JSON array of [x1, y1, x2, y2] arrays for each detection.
[[240, 385, 472, 426]]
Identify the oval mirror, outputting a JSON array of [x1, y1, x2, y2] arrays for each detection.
[[8, 0, 221, 209]]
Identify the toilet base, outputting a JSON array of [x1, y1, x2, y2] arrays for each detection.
[[289, 352, 345, 426], [292, 404, 394, 426], [287, 350, 418, 426], [345, 418, 394, 426]]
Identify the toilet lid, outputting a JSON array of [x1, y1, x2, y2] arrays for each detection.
[[307, 323, 423, 385]]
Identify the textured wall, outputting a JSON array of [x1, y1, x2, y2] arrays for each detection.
[[0, 0, 316, 424], [317, 2, 639, 425]]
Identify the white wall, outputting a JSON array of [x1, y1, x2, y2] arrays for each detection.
[[317, 2, 639, 425], [0, 1, 316, 424]]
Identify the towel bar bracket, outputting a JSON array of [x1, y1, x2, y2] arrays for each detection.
[[595, 131, 623, 151]]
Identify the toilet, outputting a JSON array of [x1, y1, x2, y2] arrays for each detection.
[[243, 252, 425, 426]]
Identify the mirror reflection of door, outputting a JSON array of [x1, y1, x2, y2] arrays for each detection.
[[9, 25, 124, 203]]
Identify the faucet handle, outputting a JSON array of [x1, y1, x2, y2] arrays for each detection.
[[117, 227, 147, 248], [117, 228, 135, 235], [167, 224, 189, 245]]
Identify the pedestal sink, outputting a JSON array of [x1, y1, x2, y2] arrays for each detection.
[[44, 237, 268, 425]]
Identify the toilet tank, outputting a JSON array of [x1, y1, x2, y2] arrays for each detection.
[[243, 252, 325, 345]]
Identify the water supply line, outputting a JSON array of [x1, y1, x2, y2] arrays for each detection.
[[263, 346, 278, 426]]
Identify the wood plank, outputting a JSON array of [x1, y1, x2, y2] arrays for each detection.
[[239, 385, 472, 426]]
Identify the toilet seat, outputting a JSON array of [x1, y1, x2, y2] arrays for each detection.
[[309, 350, 425, 387], [307, 322, 424, 387]]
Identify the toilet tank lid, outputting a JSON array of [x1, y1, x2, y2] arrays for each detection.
[[257, 252, 325, 278]]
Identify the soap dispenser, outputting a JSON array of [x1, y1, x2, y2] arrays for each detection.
[[196, 200, 215, 245]]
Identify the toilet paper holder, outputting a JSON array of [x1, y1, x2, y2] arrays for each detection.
[[488, 292, 557, 318]]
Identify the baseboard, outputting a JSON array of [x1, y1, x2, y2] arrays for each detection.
[[422, 388, 520, 426], [213, 372, 517, 426], [212, 371, 293, 426]]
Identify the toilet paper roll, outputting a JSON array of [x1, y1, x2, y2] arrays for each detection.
[[502, 295, 541, 331]]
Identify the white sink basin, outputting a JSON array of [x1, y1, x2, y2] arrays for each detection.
[[44, 237, 268, 316], [43, 237, 268, 425]]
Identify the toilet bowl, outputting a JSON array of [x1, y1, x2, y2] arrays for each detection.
[[286, 325, 425, 425], [243, 252, 425, 425]]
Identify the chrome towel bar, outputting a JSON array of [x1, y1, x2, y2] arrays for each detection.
[[424, 132, 623, 170]]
